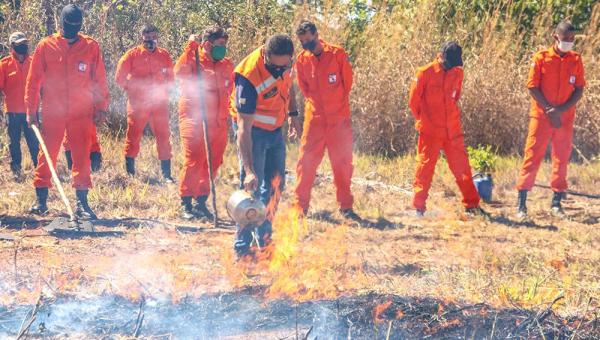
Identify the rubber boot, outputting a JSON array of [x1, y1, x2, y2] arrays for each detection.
[[341, 208, 361, 222], [180, 196, 195, 220], [256, 220, 273, 249], [125, 157, 135, 176], [75, 190, 97, 220], [234, 225, 254, 258], [551, 191, 566, 217], [11, 165, 23, 182], [517, 190, 528, 219], [90, 152, 102, 173], [161, 160, 175, 184], [465, 206, 491, 219], [29, 187, 49, 215], [65, 150, 73, 170], [194, 195, 214, 220]]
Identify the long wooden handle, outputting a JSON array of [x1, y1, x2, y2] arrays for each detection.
[[31, 125, 75, 220], [195, 48, 219, 228]]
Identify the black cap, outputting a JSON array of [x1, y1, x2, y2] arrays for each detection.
[[60, 4, 83, 24], [440, 41, 463, 68]]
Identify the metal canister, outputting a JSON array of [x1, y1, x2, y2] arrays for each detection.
[[226, 190, 267, 228]]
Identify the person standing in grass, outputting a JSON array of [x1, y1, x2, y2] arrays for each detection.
[[116, 24, 175, 183], [174, 26, 233, 221], [516, 21, 586, 219], [26, 4, 109, 220], [408, 41, 488, 218], [0, 31, 39, 181], [292, 21, 360, 222], [231, 34, 300, 257]]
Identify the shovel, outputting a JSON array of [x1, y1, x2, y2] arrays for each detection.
[[31, 125, 93, 233]]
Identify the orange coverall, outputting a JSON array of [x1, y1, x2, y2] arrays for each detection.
[[0, 52, 30, 113], [294, 40, 354, 211], [115, 45, 174, 160], [174, 41, 233, 198], [408, 59, 480, 211], [25, 33, 109, 189], [63, 125, 100, 153], [516, 46, 585, 192]]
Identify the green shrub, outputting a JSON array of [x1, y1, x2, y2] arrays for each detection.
[[468, 145, 498, 174]]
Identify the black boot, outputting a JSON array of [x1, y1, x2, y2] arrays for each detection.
[[65, 151, 73, 170], [465, 206, 491, 219], [11, 164, 23, 182], [517, 190, 528, 219], [551, 191, 566, 217], [161, 160, 175, 184], [194, 195, 214, 220], [180, 196, 195, 220], [90, 152, 102, 173], [75, 190, 97, 220], [125, 157, 135, 176], [29, 187, 49, 215]]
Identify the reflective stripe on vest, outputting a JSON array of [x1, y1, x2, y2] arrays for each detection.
[[254, 114, 277, 125], [255, 76, 277, 95]]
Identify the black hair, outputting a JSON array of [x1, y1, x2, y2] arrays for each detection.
[[265, 34, 294, 57], [140, 24, 159, 36], [202, 25, 229, 43], [60, 4, 83, 24], [296, 21, 317, 35], [555, 21, 576, 35]]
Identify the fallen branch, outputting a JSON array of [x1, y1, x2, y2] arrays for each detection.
[[302, 326, 313, 340], [16, 293, 42, 340], [13, 238, 20, 288], [132, 295, 145, 338]]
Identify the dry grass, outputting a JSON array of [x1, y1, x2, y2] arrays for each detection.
[[0, 130, 598, 322], [350, 1, 600, 157]]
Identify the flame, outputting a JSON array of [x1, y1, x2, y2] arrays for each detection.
[[1, 175, 370, 306], [225, 175, 369, 302], [373, 300, 393, 324]]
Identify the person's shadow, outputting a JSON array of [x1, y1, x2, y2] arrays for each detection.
[[309, 210, 403, 230]]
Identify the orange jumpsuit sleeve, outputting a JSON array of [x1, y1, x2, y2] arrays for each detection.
[[164, 52, 175, 87], [115, 51, 132, 91], [0, 63, 5, 111], [526, 54, 542, 89], [294, 61, 310, 98], [174, 41, 198, 79], [575, 56, 585, 88], [92, 43, 110, 111], [25, 43, 46, 117], [408, 68, 426, 119], [338, 49, 353, 96], [0, 62, 5, 93], [455, 69, 464, 102]]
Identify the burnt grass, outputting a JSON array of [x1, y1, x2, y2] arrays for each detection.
[[0, 291, 597, 339]]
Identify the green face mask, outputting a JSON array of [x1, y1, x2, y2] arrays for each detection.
[[211, 45, 226, 61]]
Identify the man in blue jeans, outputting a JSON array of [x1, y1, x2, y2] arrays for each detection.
[[231, 34, 301, 257], [0, 32, 39, 180]]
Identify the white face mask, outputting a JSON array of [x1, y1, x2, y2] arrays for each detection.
[[557, 40, 574, 53]]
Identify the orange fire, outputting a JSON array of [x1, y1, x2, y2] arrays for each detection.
[[224, 176, 369, 302]]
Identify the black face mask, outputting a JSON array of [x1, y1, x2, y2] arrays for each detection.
[[143, 40, 157, 51], [441, 53, 463, 70], [265, 63, 288, 79], [301, 39, 318, 52], [62, 22, 82, 39], [13, 44, 28, 55]]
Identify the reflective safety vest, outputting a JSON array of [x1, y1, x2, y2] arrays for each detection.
[[230, 46, 292, 131]]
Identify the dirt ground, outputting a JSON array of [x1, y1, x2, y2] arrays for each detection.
[[0, 132, 599, 338]]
